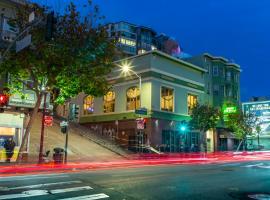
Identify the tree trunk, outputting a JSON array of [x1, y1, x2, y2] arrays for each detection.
[[16, 93, 42, 163], [236, 139, 243, 152]]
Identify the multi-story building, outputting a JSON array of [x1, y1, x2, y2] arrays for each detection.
[[106, 21, 181, 58], [185, 53, 241, 151], [0, 0, 53, 162], [56, 50, 210, 152], [184, 53, 241, 108]]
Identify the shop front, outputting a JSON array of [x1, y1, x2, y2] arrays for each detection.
[[0, 113, 26, 162]]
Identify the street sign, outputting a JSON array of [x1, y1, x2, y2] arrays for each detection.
[[135, 108, 147, 115], [60, 121, 68, 127], [44, 115, 53, 126], [136, 118, 144, 130], [16, 34, 31, 53]]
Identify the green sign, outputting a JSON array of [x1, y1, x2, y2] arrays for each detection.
[[223, 106, 237, 114]]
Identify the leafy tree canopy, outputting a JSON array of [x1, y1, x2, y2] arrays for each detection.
[[189, 104, 221, 133]]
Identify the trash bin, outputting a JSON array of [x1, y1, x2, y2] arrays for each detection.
[[53, 147, 64, 164]]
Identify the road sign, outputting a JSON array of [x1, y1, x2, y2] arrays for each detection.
[[135, 108, 147, 115], [60, 121, 68, 127], [44, 115, 53, 126], [136, 118, 144, 130]]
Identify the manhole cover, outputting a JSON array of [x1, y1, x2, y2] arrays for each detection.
[[248, 194, 270, 200]]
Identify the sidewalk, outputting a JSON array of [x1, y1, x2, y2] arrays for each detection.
[[21, 113, 124, 164]]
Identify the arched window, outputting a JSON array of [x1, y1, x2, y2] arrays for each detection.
[[126, 86, 140, 110], [83, 95, 94, 115], [104, 91, 115, 113]]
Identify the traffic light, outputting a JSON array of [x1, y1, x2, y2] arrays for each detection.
[[0, 93, 8, 107], [74, 105, 80, 119], [143, 118, 147, 129], [180, 120, 187, 132]]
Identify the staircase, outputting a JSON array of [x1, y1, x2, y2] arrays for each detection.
[[54, 118, 131, 158]]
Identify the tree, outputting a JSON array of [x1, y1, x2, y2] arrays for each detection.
[[226, 111, 260, 151], [0, 1, 116, 161], [189, 104, 220, 152]]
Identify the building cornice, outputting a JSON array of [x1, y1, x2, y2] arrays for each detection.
[[114, 50, 207, 73]]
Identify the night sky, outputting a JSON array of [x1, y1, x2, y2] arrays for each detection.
[[38, 0, 270, 102]]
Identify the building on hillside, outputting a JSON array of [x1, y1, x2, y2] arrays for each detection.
[[242, 100, 270, 150], [106, 21, 181, 58], [185, 53, 241, 151], [0, 0, 53, 162], [56, 50, 211, 152]]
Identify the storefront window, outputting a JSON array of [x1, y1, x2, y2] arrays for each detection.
[[126, 87, 140, 110], [83, 95, 94, 115], [161, 87, 174, 112], [187, 94, 198, 115], [104, 91, 115, 113]]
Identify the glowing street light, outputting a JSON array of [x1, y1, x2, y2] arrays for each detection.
[[120, 63, 142, 108]]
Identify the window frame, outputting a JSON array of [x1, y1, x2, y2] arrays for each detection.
[[160, 85, 175, 112]]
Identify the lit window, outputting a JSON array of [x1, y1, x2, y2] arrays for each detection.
[[126, 87, 140, 110], [119, 38, 136, 46], [138, 49, 146, 55], [213, 66, 219, 76], [104, 91, 115, 113], [83, 95, 94, 115], [161, 87, 174, 112], [187, 94, 198, 115]]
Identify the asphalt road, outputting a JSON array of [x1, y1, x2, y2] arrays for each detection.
[[1, 161, 270, 200]]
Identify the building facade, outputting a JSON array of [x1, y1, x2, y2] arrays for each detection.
[[106, 21, 181, 58], [57, 50, 208, 152], [185, 53, 241, 151]]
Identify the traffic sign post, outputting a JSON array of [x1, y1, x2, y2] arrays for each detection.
[[60, 120, 69, 164]]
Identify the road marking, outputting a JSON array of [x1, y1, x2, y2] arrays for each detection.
[[0, 174, 69, 182], [243, 163, 264, 168], [0, 186, 93, 200], [50, 186, 93, 194], [57, 193, 110, 200], [257, 165, 270, 169], [0, 180, 82, 191]]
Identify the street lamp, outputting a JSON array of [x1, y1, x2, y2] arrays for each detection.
[[120, 63, 142, 108]]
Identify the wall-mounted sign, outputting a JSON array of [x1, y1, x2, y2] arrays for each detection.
[[223, 106, 237, 114]]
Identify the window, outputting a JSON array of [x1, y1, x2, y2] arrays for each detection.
[[226, 71, 231, 81], [187, 94, 198, 115], [213, 66, 219, 76], [83, 95, 94, 115], [104, 91, 115, 113], [213, 84, 219, 95], [161, 87, 174, 112], [126, 87, 140, 110]]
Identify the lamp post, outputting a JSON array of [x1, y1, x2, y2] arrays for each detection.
[[121, 64, 142, 108]]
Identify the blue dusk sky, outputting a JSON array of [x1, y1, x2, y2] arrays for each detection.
[[37, 0, 270, 102]]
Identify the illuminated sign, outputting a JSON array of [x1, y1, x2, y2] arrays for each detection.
[[223, 106, 237, 114]]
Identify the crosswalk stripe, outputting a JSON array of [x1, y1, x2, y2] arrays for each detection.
[[57, 193, 110, 200], [0, 175, 69, 182], [0, 181, 82, 191], [243, 163, 264, 168], [0, 186, 93, 200], [50, 186, 93, 194]]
